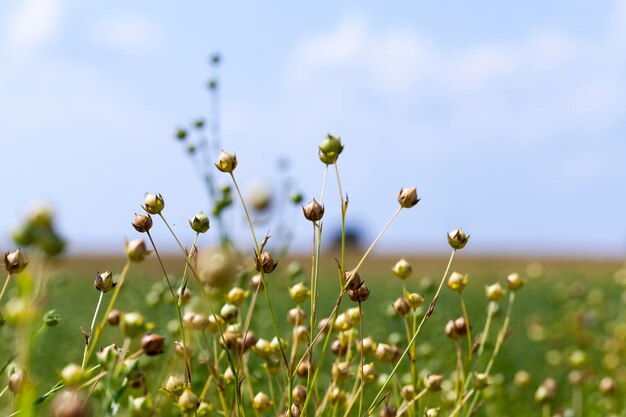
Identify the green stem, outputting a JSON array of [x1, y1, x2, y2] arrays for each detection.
[[81, 291, 104, 370], [0, 273, 12, 304], [364, 249, 456, 417], [85, 260, 131, 366]]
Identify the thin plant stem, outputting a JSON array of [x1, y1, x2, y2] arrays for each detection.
[[334, 163, 346, 278], [358, 302, 365, 417], [84, 260, 131, 366], [81, 291, 104, 370], [364, 249, 457, 417], [146, 231, 191, 383], [0, 273, 12, 304], [460, 295, 473, 363], [477, 301, 496, 357]]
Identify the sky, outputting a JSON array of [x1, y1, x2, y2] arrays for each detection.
[[1, 1, 625, 257]]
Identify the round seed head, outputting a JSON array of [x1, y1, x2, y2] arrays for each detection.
[[424, 374, 444, 391], [392, 258, 412, 279], [447, 272, 468, 292], [4, 249, 27, 274], [287, 306, 306, 326], [178, 389, 199, 412], [359, 362, 377, 382], [125, 238, 151, 262], [303, 199, 324, 222], [292, 385, 307, 404], [226, 287, 249, 306], [189, 212, 210, 233], [51, 390, 90, 417], [165, 376, 184, 396], [318, 134, 344, 164], [254, 251, 277, 274], [506, 272, 524, 291], [407, 293, 424, 309], [393, 297, 411, 317], [447, 228, 469, 250], [132, 213, 153, 233], [252, 392, 271, 412], [486, 283, 507, 301], [94, 270, 116, 293], [289, 283, 311, 304], [400, 384, 415, 401], [599, 376, 615, 396], [141, 332, 165, 356], [107, 309, 121, 326], [215, 150, 237, 173], [143, 193, 164, 215], [397, 187, 419, 208]]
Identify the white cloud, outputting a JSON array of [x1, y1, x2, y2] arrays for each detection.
[[7, 0, 65, 60], [89, 15, 161, 54]]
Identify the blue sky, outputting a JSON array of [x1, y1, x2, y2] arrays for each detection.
[[1, 1, 625, 257]]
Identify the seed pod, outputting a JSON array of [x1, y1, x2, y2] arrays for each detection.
[[189, 212, 210, 233], [318, 134, 344, 165], [407, 293, 424, 309], [506, 272, 524, 291], [287, 307, 306, 326], [486, 283, 506, 301], [599, 376, 615, 396], [191, 314, 210, 331], [424, 374, 444, 391], [125, 238, 151, 262], [178, 389, 199, 412], [255, 251, 277, 274], [474, 373, 488, 390], [60, 364, 84, 387], [107, 309, 121, 326], [94, 271, 116, 293], [4, 249, 27, 274], [165, 376, 184, 396], [359, 362, 377, 382], [331, 339, 348, 356], [348, 281, 370, 302], [292, 385, 307, 404], [318, 317, 332, 334], [397, 187, 419, 208], [357, 336, 377, 355], [401, 384, 415, 401], [252, 392, 271, 412], [226, 287, 249, 306], [375, 343, 395, 362], [141, 333, 165, 356], [8, 369, 26, 394], [379, 406, 397, 417], [534, 378, 556, 403], [329, 386, 347, 405], [393, 298, 411, 317], [51, 390, 90, 417], [143, 193, 164, 215], [215, 150, 238, 173], [302, 199, 324, 222], [296, 360, 312, 378], [249, 274, 264, 291], [392, 259, 412, 279], [132, 213, 153, 233], [445, 320, 460, 340], [447, 272, 469, 292], [332, 361, 351, 381], [294, 325, 309, 343], [447, 228, 469, 250], [289, 283, 311, 304]]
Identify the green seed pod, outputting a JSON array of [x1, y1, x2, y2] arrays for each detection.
[[318, 134, 344, 164], [251, 391, 271, 412], [359, 362, 377, 382], [391, 258, 412, 280], [289, 283, 311, 304], [178, 389, 199, 412], [447, 228, 469, 250], [143, 193, 164, 215], [165, 376, 184, 396], [60, 363, 84, 387], [486, 283, 506, 301], [506, 272, 524, 291], [121, 312, 146, 338], [447, 272, 468, 293], [226, 287, 249, 306], [407, 293, 424, 309], [215, 150, 237, 173], [189, 212, 210, 233]]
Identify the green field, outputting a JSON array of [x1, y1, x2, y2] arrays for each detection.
[[1, 252, 624, 416]]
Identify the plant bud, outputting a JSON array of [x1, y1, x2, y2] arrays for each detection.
[[393, 298, 411, 317], [454, 316, 469, 335], [240, 331, 258, 353], [220, 303, 238, 322], [94, 270, 116, 293], [143, 193, 164, 215], [294, 325, 309, 342], [318, 134, 344, 164], [302, 199, 324, 222], [392, 259, 412, 279], [252, 391, 271, 412], [445, 320, 461, 339], [121, 312, 145, 338], [424, 374, 444, 392], [292, 385, 307, 404], [125, 238, 151, 262], [514, 370, 530, 387], [175, 341, 192, 359], [254, 338, 272, 358], [107, 309, 121, 326], [165, 376, 184, 396], [141, 333, 165, 356], [447, 228, 469, 250], [379, 406, 397, 417], [287, 307, 306, 326], [486, 283, 506, 301], [291, 403, 302, 417], [226, 287, 249, 306], [60, 363, 84, 387], [215, 150, 237, 173], [506, 272, 524, 291], [407, 293, 424, 309], [178, 389, 199, 412], [255, 251, 277, 274], [359, 362, 377, 382], [51, 390, 90, 417], [425, 409, 439, 417], [375, 343, 395, 362], [332, 361, 351, 381], [474, 373, 489, 390], [189, 212, 210, 233], [4, 249, 27, 274], [400, 384, 415, 401], [132, 213, 153, 233], [447, 272, 468, 292], [534, 378, 556, 403], [197, 402, 211, 416], [397, 187, 419, 208], [8, 369, 26, 394], [249, 274, 264, 291], [329, 387, 347, 404], [289, 283, 311, 304], [191, 314, 209, 331], [97, 344, 119, 366], [348, 281, 370, 302], [599, 377, 615, 396], [44, 309, 61, 327], [331, 339, 348, 356], [223, 367, 235, 384], [334, 313, 353, 331], [358, 336, 376, 355], [296, 360, 312, 378]]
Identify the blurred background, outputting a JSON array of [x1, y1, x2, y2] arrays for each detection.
[[1, 0, 625, 257]]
